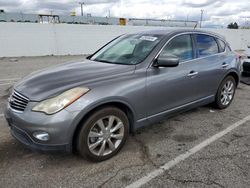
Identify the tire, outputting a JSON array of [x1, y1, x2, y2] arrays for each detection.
[[77, 106, 129, 162], [214, 76, 236, 109]]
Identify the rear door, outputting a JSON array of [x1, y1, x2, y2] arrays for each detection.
[[192, 34, 225, 97]]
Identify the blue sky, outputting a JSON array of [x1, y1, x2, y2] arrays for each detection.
[[0, 0, 250, 28]]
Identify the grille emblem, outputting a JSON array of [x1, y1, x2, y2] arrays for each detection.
[[9, 96, 14, 103]]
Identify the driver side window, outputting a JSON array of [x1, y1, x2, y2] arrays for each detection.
[[159, 34, 193, 62]]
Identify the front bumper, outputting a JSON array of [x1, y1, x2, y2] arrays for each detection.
[[10, 124, 69, 151], [4, 102, 80, 152]]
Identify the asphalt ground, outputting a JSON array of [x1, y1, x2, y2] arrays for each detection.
[[0, 56, 249, 188]]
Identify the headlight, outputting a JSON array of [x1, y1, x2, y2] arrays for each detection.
[[32, 87, 89, 114]]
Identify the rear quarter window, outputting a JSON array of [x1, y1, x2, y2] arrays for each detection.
[[217, 39, 226, 52], [226, 45, 232, 52], [196, 34, 219, 57]]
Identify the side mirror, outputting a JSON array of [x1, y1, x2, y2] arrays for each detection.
[[154, 55, 179, 67]]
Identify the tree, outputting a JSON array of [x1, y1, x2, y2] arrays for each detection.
[[227, 22, 239, 29]]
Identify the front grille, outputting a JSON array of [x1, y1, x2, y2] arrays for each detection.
[[9, 91, 29, 112]]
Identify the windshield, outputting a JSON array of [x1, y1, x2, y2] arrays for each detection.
[[90, 34, 163, 65]]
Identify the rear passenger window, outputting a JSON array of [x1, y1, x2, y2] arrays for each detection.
[[196, 34, 219, 57], [217, 39, 226, 52], [160, 34, 193, 62]]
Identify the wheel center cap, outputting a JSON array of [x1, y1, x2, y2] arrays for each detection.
[[103, 132, 110, 139]]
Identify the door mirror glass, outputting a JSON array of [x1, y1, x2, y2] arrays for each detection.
[[155, 55, 179, 67]]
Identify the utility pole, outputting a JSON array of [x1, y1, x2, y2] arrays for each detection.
[[200, 9, 204, 28], [79, 2, 84, 16]]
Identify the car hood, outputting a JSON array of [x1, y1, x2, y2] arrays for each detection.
[[14, 59, 135, 101]]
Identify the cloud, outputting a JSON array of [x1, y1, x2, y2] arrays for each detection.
[[183, 0, 218, 8], [37, 1, 75, 11], [182, 0, 221, 8], [0, 0, 22, 7], [83, 0, 118, 4], [0, 0, 249, 27]]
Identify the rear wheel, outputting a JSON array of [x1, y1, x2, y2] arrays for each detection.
[[77, 107, 129, 161], [214, 76, 236, 109]]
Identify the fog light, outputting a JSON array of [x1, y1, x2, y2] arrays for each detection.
[[33, 131, 50, 141]]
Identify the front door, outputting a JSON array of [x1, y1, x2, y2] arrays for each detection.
[[146, 34, 201, 119]]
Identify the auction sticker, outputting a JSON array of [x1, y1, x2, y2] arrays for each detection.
[[139, 36, 158, 41]]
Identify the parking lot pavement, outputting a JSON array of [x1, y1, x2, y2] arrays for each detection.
[[0, 56, 250, 187], [143, 123, 250, 188]]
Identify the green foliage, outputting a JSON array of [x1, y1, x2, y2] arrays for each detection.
[[227, 22, 239, 29]]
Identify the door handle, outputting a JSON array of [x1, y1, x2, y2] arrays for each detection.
[[187, 71, 198, 77], [222, 62, 229, 68]]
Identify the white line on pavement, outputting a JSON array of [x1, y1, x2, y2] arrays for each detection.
[[0, 83, 13, 86], [0, 114, 4, 118], [126, 115, 250, 188], [0, 78, 20, 82]]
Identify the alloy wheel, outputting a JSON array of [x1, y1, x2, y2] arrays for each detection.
[[220, 80, 234, 106], [87, 115, 125, 156]]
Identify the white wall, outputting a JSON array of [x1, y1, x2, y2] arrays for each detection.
[[0, 22, 250, 57]]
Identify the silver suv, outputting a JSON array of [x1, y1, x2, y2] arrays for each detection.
[[5, 29, 240, 161]]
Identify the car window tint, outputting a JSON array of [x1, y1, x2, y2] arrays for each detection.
[[196, 34, 219, 57], [217, 39, 226, 52], [160, 34, 193, 62]]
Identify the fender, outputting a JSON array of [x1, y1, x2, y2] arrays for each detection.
[[222, 68, 240, 85], [69, 96, 137, 143]]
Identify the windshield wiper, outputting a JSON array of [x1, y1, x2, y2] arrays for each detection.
[[94, 59, 133, 65], [94, 59, 116, 64]]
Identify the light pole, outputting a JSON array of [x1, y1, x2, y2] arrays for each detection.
[[79, 2, 84, 16], [200, 9, 204, 28]]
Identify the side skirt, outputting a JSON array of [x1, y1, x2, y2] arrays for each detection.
[[134, 95, 215, 130]]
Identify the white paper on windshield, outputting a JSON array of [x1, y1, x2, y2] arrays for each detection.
[[139, 36, 158, 42]]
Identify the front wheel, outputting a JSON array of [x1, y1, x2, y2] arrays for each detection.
[[214, 76, 236, 109], [77, 106, 129, 162]]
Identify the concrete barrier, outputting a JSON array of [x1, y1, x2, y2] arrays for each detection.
[[0, 22, 250, 57]]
